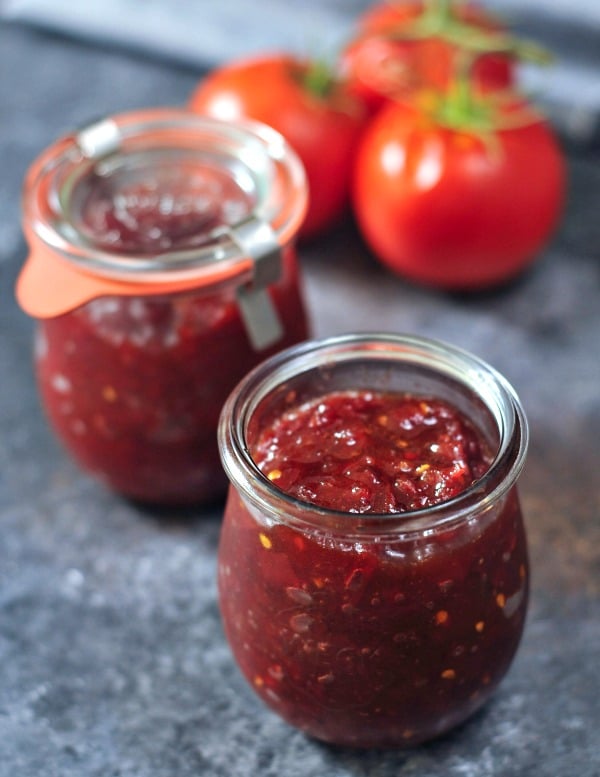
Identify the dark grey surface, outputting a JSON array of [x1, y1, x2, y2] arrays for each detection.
[[1, 22, 599, 777]]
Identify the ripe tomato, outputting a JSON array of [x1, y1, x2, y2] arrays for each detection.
[[189, 54, 368, 240], [352, 98, 565, 290], [340, 1, 514, 114]]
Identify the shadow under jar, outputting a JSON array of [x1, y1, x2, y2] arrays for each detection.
[[17, 109, 309, 504], [217, 333, 530, 748]]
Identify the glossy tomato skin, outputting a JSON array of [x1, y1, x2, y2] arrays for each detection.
[[340, 1, 514, 114], [189, 54, 367, 240], [352, 101, 565, 290]]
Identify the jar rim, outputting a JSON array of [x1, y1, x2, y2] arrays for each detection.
[[218, 332, 529, 538], [22, 108, 307, 284]]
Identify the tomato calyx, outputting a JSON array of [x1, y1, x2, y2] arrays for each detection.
[[292, 57, 368, 120], [412, 49, 545, 145], [288, 58, 367, 123], [298, 58, 337, 100], [356, 0, 551, 66], [287, 56, 345, 102]]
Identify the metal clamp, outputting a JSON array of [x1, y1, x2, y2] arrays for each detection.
[[76, 118, 121, 160], [230, 216, 285, 351]]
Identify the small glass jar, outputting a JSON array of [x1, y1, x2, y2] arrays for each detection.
[[17, 109, 309, 504], [218, 333, 529, 748]]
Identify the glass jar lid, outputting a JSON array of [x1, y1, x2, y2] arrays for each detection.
[[18, 109, 307, 322], [24, 108, 307, 281]]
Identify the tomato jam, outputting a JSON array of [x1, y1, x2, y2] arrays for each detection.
[[18, 111, 309, 504], [73, 160, 254, 255], [218, 334, 529, 747], [252, 391, 492, 514], [35, 259, 307, 503]]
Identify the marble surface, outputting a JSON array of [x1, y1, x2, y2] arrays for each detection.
[[1, 21, 599, 777]]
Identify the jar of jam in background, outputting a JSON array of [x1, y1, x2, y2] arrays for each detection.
[[17, 109, 309, 504], [217, 333, 530, 748]]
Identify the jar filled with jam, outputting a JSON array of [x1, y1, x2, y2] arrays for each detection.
[[218, 333, 529, 747], [17, 109, 309, 504]]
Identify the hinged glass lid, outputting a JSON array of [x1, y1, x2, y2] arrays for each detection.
[[26, 109, 307, 280], [18, 109, 307, 321]]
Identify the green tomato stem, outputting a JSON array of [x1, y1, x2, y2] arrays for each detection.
[[381, 0, 551, 66], [301, 59, 335, 99], [424, 0, 452, 29]]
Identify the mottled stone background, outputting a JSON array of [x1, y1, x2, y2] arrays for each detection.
[[0, 5, 599, 776]]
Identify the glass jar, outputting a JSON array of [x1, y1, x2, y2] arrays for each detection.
[[17, 109, 309, 504], [218, 333, 529, 748]]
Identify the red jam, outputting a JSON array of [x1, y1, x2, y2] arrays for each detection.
[[34, 165, 308, 504], [72, 162, 254, 254], [218, 388, 529, 747], [252, 391, 492, 513]]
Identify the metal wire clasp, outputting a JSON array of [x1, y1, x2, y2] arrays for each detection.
[[76, 118, 121, 159], [230, 216, 285, 351]]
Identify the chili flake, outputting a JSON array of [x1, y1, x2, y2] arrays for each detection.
[[102, 385, 117, 402], [259, 532, 272, 550], [345, 568, 365, 590], [435, 610, 449, 625], [519, 564, 526, 580], [317, 672, 335, 685]]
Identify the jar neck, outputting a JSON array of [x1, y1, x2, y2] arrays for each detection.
[[219, 333, 529, 538]]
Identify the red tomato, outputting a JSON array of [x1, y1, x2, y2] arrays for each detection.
[[189, 54, 368, 240], [352, 99, 565, 290], [340, 1, 514, 114]]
